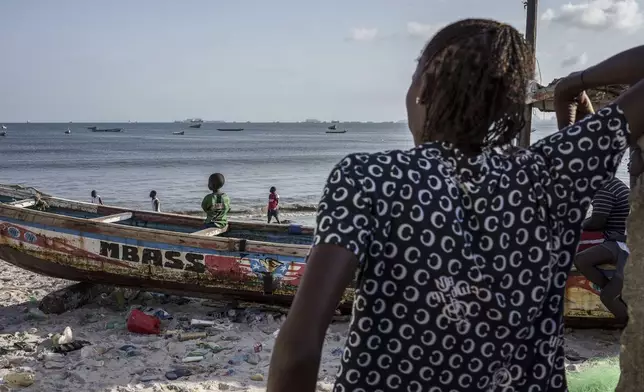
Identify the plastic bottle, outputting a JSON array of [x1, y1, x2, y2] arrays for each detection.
[[3, 372, 35, 387]]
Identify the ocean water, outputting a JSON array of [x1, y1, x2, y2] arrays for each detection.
[[0, 122, 631, 226]]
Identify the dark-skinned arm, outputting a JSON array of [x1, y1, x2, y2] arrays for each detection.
[[581, 214, 608, 231], [556, 45, 644, 142], [267, 153, 374, 392], [267, 245, 357, 392]]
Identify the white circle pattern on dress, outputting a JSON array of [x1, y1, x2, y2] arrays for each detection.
[[318, 104, 630, 391]]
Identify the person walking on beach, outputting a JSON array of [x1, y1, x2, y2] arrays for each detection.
[[90, 190, 103, 205], [267, 19, 644, 392], [267, 186, 281, 224], [149, 190, 161, 212], [201, 173, 230, 230]]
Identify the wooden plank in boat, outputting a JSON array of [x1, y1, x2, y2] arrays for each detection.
[[193, 226, 227, 237], [7, 198, 37, 208], [90, 212, 133, 223]]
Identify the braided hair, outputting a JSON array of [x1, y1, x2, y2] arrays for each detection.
[[416, 19, 533, 153]]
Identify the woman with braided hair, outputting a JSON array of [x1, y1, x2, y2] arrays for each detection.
[[268, 18, 644, 391]]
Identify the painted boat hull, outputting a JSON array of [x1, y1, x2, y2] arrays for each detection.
[[0, 185, 621, 325], [189, 124, 202, 129]]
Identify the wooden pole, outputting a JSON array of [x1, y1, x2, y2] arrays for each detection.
[[519, 0, 539, 148]]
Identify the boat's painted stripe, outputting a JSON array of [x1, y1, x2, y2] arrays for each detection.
[[0, 216, 308, 263]]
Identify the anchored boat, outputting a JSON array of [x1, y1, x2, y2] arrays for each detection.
[[0, 185, 621, 326]]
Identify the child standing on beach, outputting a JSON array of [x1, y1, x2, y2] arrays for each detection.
[[149, 190, 161, 212], [201, 173, 230, 229], [267, 186, 280, 224]]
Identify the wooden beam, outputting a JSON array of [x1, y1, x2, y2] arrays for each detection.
[[6, 198, 37, 208], [519, 0, 539, 148], [193, 226, 227, 237], [90, 212, 133, 223]]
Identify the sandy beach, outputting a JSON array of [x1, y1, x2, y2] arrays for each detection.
[[0, 258, 622, 392]]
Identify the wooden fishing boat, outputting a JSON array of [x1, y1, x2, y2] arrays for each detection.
[[172, 131, 185, 135], [0, 185, 622, 326], [217, 128, 244, 132], [326, 130, 347, 134]]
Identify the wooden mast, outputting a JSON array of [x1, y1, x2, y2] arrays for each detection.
[[518, 0, 539, 148]]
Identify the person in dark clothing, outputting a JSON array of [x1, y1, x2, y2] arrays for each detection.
[[574, 178, 630, 321], [267, 18, 644, 392]]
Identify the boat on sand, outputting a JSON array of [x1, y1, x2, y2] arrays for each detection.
[[0, 184, 621, 326]]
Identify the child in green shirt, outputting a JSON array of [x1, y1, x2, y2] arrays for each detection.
[[201, 173, 230, 228]]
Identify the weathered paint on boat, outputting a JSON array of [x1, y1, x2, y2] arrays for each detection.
[[0, 185, 621, 325]]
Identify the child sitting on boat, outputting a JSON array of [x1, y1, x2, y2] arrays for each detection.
[[201, 173, 230, 229]]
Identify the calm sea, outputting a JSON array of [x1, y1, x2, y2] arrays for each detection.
[[0, 122, 630, 226]]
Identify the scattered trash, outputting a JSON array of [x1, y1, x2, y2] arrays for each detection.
[[272, 329, 280, 338], [191, 319, 215, 327], [13, 341, 34, 352], [165, 368, 192, 380], [245, 353, 260, 365], [105, 321, 126, 330], [253, 342, 263, 353], [44, 361, 66, 369], [197, 342, 225, 353], [119, 345, 141, 357], [52, 326, 74, 346], [178, 332, 207, 342], [52, 341, 91, 354], [27, 307, 47, 320], [2, 372, 35, 387], [127, 309, 160, 335], [144, 308, 173, 320], [218, 383, 230, 390], [249, 373, 264, 381], [139, 375, 160, 382], [228, 354, 247, 366], [221, 335, 241, 342], [181, 356, 204, 363], [186, 349, 209, 357], [331, 347, 343, 356], [224, 368, 235, 376]]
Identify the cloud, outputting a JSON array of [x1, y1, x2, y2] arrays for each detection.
[[561, 52, 589, 68], [541, 0, 643, 32], [347, 27, 378, 42], [406, 22, 440, 39]]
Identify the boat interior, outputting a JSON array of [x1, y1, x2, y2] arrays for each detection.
[[0, 188, 313, 245]]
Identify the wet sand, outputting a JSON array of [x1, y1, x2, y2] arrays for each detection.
[[0, 259, 621, 391]]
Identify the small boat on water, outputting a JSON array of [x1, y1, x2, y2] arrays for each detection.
[[0, 132, 6, 137], [172, 131, 185, 135], [0, 184, 623, 326], [217, 128, 244, 132], [326, 129, 347, 134], [1, 125, 6, 130], [327, 124, 337, 130], [189, 123, 202, 129], [87, 126, 123, 133], [65, 129, 71, 135]]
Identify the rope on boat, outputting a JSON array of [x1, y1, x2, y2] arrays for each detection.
[[0, 183, 50, 210]]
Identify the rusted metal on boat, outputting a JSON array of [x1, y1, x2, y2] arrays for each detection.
[[0, 184, 621, 325]]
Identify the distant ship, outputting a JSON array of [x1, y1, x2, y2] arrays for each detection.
[[331, 120, 340, 124], [87, 126, 122, 133], [327, 124, 337, 130], [217, 128, 244, 132], [185, 118, 203, 129]]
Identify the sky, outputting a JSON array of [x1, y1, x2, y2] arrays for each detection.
[[0, 0, 642, 122]]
